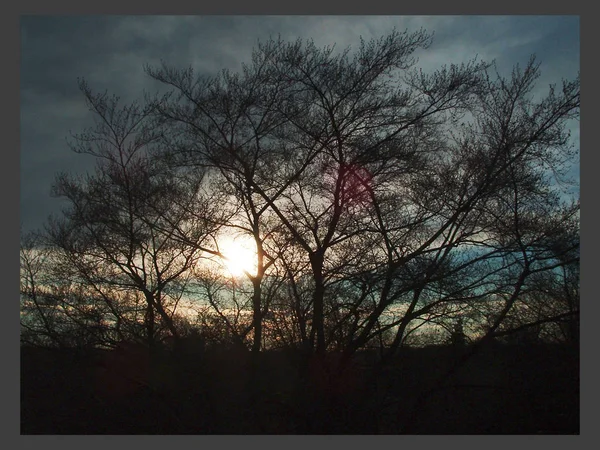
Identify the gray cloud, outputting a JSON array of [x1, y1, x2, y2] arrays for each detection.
[[20, 15, 580, 234]]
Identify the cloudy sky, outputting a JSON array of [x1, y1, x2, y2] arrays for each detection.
[[20, 15, 580, 234]]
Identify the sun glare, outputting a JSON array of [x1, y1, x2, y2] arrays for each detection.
[[218, 235, 258, 277]]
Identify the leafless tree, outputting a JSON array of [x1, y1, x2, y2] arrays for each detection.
[[43, 80, 222, 349], [24, 28, 578, 396]]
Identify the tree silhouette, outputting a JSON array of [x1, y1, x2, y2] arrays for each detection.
[[42, 80, 226, 349], [20, 28, 579, 434]]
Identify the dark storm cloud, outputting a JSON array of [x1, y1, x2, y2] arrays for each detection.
[[20, 15, 580, 234]]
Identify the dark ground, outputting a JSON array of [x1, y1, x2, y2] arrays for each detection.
[[20, 342, 579, 434]]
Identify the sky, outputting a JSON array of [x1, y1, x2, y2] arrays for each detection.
[[19, 15, 580, 235]]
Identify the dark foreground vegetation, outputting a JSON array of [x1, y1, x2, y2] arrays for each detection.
[[21, 341, 578, 434]]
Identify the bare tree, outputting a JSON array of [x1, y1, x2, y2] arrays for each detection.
[[44, 80, 221, 350], [141, 31, 579, 370], [21, 28, 579, 435]]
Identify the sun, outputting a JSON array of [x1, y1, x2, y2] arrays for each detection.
[[218, 234, 258, 277]]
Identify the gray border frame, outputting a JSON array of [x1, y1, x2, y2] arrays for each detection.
[[6, 1, 593, 449]]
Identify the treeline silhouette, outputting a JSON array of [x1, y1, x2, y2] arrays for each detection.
[[20, 28, 579, 434], [21, 340, 578, 434]]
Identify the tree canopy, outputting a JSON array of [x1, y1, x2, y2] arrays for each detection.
[[21, 29, 579, 364]]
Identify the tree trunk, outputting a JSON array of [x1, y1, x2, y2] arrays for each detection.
[[251, 278, 262, 353], [144, 300, 155, 349], [310, 251, 326, 356]]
